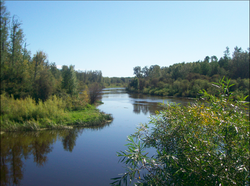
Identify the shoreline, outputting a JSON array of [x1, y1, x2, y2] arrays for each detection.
[[126, 88, 199, 100], [0, 109, 113, 132]]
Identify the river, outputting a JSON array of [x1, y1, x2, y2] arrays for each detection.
[[0, 88, 191, 186]]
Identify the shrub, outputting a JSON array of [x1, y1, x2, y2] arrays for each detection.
[[112, 78, 249, 185], [142, 88, 149, 94]]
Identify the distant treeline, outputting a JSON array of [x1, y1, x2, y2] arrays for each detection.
[[103, 77, 132, 88], [128, 47, 249, 100]]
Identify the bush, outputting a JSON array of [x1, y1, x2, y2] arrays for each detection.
[[112, 78, 249, 185], [142, 88, 149, 94]]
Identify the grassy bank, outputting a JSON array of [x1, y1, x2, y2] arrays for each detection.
[[0, 94, 112, 132]]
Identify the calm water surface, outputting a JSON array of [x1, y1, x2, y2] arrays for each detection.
[[0, 88, 191, 186]]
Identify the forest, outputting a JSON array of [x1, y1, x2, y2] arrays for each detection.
[[0, 1, 131, 102], [0, 2, 116, 131], [128, 47, 249, 101]]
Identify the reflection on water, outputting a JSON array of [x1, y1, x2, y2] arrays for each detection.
[[133, 101, 163, 115], [102, 88, 127, 94], [128, 92, 192, 115], [1, 88, 192, 186], [62, 129, 79, 152], [101, 88, 164, 115], [0, 124, 111, 186], [1, 131, 54, 185]]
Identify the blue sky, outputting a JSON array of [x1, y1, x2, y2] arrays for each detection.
[[5, 1, 249, 77]]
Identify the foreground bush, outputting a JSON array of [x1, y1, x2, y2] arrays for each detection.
[[112, 78, 249, 185]]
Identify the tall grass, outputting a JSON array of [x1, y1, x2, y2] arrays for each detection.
[[0, 94, 112, 131], [1, 94, 66, 123]]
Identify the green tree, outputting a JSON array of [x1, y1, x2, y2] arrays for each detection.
[[218, 47, 230, 71], [201, 61, 211, 76], [192, 61, 202, 74], [211, 55, 218, 62], [142, 66, 149, 78], [210, 61, 219, 76], [229, 46, 249, 79], [133, 66, 142, 78], [61, 65, 78, 96], [149, 65, 161, 79], [32, 51, 48, 80], [204, 56, 210, 62], [0, 0, 10, 66], [0, 6, 32, 98], [33, 69, 55, 102], [9, 16, 24, 70]]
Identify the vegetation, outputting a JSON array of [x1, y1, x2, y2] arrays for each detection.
[[0, 93, 112, 131], [88, 82, 103, 104], [127, 47, 249, 101], [103, 77, 132, 88], [112, 78, 249, 185], [0, 1, 114, 131], [0, 2, 108, 101]]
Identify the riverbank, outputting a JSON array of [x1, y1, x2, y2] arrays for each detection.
[[0, 94, 113, 132], [127, 76, 249, 101], [1, 106, 113, 132], [104, 85, 126, 88], [126, 85, 249, 101], [126, 87, 198, 100]]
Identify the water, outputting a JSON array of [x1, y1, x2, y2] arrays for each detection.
[[0, 88, 191, 186]]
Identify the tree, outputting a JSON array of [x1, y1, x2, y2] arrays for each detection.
[[61, 65, 78, 96], [210, 61, 219, 76], [192, 61, 202, 74], [32, 51, 48, 80], [204, 56, 210, 63], [223, 46, 230, 59], [171, 64, 182, 80], [0, 0, 10, 65], [0, 6, 32, 98], [201, 61, 211, 76], [218, 47, 230, 71], [149, 65, 161, 79], [133, 66, 142, 78], [211, 55, 218, 62], [33, 69, 55, 102], [9, 16, 23, 68], [142, 66, 149, 78], [229, 46, 249, 79], [128, 77, 139, 90], [88, 82, 102, 104]]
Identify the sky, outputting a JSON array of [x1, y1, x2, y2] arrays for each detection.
[[4, 1, 249, 77]]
